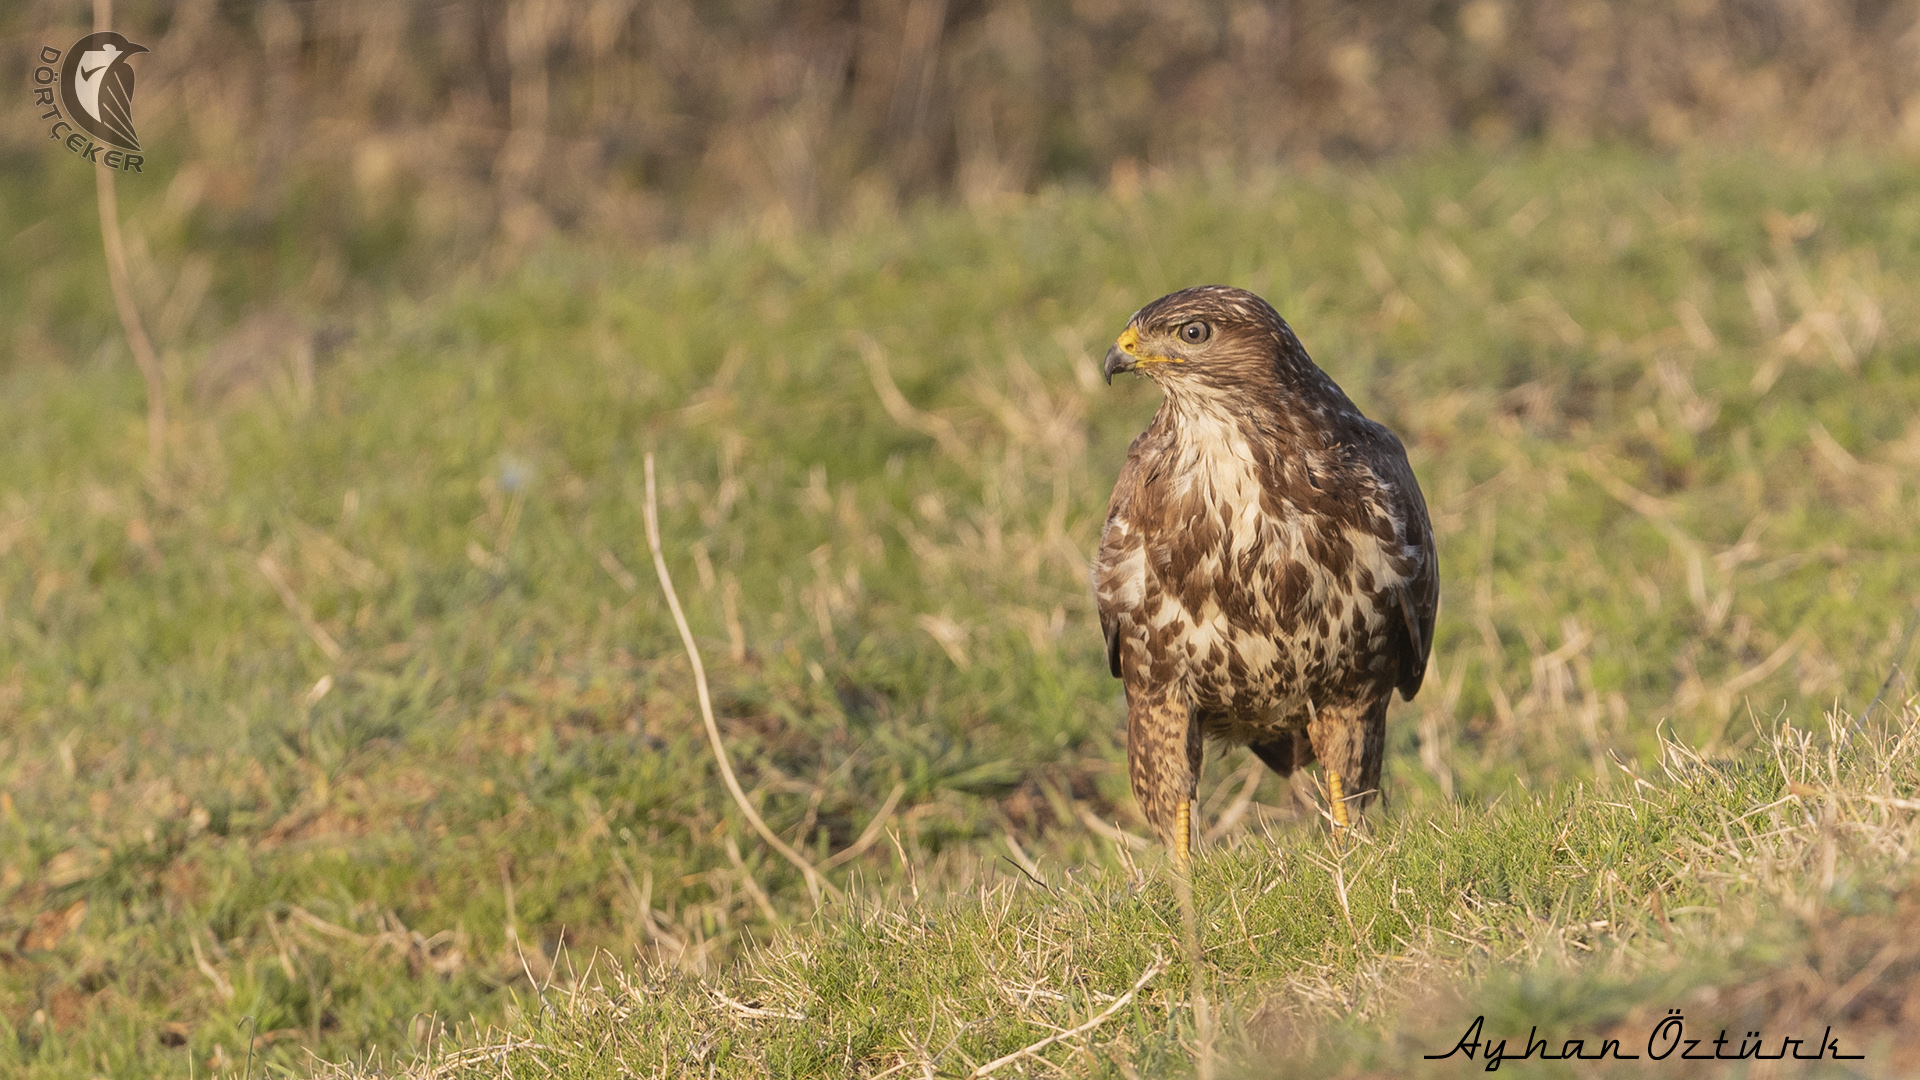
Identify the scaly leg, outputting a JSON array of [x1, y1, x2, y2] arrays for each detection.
[[1125, 684, 1202, 863], [1308, 695, 1387, 833]]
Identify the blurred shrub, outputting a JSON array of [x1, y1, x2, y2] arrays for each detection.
[[4, 0, 1919, 341]]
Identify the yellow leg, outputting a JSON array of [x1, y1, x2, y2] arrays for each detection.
[[1327, 770, 1350, 832], [1174, 800, 1192, 866]]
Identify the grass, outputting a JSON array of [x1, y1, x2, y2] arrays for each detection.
[[4, 143, 1920, 1076], [329, 715, 1920, 1078]]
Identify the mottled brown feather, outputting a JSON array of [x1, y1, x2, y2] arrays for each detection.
[[1092, 286, 1439, 849]]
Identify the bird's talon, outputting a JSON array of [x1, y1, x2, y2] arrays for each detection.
[[1328, 770, 1350, 833]]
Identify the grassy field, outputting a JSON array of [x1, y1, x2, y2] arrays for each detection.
[[5, 145, 1920, 1077]]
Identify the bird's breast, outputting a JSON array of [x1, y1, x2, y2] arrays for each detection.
[[1142, 413, 1410, 718]]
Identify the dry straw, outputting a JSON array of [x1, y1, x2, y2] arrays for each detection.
[[644, 452, 911, 911], [966, 954, 1164, 1078], [89, 0, 164, 471], [642, 453, 843, 906]]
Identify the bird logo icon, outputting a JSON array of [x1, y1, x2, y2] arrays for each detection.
[[58, 31, 148, 152]]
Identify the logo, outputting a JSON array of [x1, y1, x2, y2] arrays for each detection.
[[31, 32, 149, 172]]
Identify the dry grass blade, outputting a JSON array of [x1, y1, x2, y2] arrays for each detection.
[[189, 930, 235, 1001], [1580, 451, 1697, 550], [596, 548, 639, 594], [966, 956, 1164, 1078], [1076, 805, 1153, 851], [643, 454, 842, 905], [710, 988, 807, 1022], [256, 554, 343, 662], [822, 782, 908, 870], [1862, 598, 1920, 725], [286, 906, 373, 945], [1719, 628, 1806, 696], [1670, 627, 1806, 713], [859, 336, 975, 465], [1845, 792, 1920, 812], [723, 835, 781, 925], [92, 0, 166, 473], [1203, 763, 1265, 844]]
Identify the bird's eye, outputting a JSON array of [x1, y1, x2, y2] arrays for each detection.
[[1179, 321, 1211, 344]]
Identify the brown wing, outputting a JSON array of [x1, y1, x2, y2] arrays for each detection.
[[1093, 426, 1164, 679], [1357, 419, 1439, 700]]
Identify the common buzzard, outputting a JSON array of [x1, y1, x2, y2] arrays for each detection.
[[1094, 286, 1437, 863]]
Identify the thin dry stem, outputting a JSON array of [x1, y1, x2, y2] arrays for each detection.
[[860, 336, 975, 465], [1076, 805, 1152, 852], [643, 453, 842, 905], [967, 956, 1163, 1078], [94, 0, 166, 473], [723, 835, 782, 926], [822, 782, 908, 870], [189, 930, 235, 1001], [256, 553, 344, 662], [1202, 761, 1263, 844]]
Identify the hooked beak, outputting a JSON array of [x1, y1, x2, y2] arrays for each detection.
[[1103, 325, 1184, 384], [1103, 326, 1141, 384]]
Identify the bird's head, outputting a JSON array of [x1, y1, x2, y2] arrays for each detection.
[[88, 32, 148, 62], [1103, 285, 1290, 390]]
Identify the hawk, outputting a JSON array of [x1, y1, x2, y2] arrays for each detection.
[[1093, 286, 1437, 863]]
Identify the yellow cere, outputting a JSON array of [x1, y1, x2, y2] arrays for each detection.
[[1116, 325, 1183, 366]]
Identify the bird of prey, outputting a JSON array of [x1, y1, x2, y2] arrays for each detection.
[[1093, 286, 1437, 864], [60, 31, 149, 152]]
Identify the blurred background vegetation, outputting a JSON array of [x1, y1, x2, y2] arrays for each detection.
[[7, 2, 1920, 1077], [8, 0, 1920, 369]]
